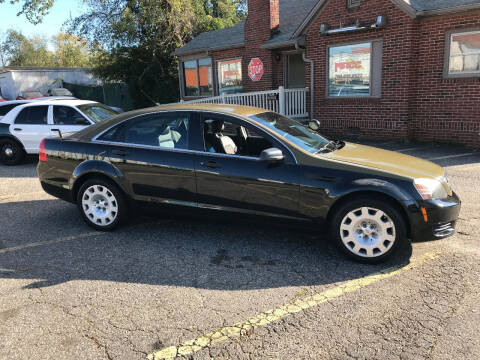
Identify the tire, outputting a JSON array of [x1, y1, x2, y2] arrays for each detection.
[[77, 178, 127, 231], [0, 139, 25, 165], [330, 197, 408, 264]]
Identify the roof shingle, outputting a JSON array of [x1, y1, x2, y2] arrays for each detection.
[[176, 0, 480, 56]]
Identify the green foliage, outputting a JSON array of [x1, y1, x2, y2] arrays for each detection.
[[1, 30, 93, 67], [0, 0, 54, 25], [1, 0, 248, 108], [68, 0, 247, 108]]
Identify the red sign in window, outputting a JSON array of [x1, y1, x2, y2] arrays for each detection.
[[248, 58, 264, 82]]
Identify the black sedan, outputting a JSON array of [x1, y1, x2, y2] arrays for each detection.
[[37, 104, 461, 263]]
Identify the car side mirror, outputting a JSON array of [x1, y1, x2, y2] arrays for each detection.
[[308, 119, 321, 131], [259, 148, 284, 162], [74, 118, 90, 126]]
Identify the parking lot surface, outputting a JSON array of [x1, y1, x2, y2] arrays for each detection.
[[1, 141, 479, 360]]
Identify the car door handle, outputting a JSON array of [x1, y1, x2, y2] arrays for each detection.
[[13, 128, 22, 131], [200, 160, 221, 169], [51, 128, 60, 132], [112, 149, 129, 156]]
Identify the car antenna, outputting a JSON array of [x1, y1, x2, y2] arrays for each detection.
[[51, 128, 64, 140]]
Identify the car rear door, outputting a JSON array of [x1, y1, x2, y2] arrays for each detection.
[[10, 105, 51, 153], [192, 113, 302, 220], [97, 111, 197, 208]]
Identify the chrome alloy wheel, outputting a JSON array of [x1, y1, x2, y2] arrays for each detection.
[[340, 207, 396, 258], [81, 185, 118, 226], [4, 146, 14, 157]]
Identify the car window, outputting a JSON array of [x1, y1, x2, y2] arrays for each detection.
[[203, 117, 273, 157], [99, 113, 190, 150], [77, 103, 118, 123], [15, 106, 49, 125], [250, 112, 329, 154], [0, 104, 23, 116], [53, 106, 88, 125]]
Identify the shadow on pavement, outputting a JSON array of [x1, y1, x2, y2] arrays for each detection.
[[0, 199, 412, 290], [0, 156, 38, 178]]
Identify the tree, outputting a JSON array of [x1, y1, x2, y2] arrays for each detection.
[[2, 30, 55, 66], [0, 0, 55, 25], [1, 30, 93, 67], [53, 33, 92, 67], [67, 0, 247, 108], [1, 0, 248, 107]]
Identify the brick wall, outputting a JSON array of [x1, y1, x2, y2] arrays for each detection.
[[192, 0, 480, 147], [411, 12, 480, 147], [305, 0, 414, 141], [243, 0, 277, 91], [304, 0, 480, 147]]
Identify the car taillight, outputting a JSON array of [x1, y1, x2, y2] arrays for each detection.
[[39, 139, 47, 162]]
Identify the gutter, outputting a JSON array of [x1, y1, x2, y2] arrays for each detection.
[[416, 4, 480, 17], [294, 36, 314, 120], [261, 39, 297, 50], [175, 43, 244, 58]]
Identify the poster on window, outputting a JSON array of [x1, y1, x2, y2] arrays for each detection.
[[329, 42, 371, 97], [449, 31, 480, 74], [218, 59, 243, 95]]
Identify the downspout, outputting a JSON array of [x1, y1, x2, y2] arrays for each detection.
[[295, 37, 314, 120]]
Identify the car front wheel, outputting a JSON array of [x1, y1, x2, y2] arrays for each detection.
[[0, 139, 25, 165], [331, 197, 408, 263], [77, 179, 127, 231]]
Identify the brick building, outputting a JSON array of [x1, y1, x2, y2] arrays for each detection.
[[176, 0, 480, 147]]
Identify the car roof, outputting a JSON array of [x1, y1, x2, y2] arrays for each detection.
[[150, 103, 267, 117], [0, 99, 32, 105], [19, 99, 97, 106]]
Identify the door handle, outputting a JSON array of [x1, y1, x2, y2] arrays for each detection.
[[200, 160, 221, 169], [13, 128, 22, 131], [112, 149, 129, 156]]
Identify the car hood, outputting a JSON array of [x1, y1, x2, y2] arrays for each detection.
[[322, 142, 445, 180]]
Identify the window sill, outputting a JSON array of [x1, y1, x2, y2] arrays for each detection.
[[443, 73, 480, 80]]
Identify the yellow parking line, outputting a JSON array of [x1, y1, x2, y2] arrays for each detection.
[[0, 232, 99, 255], [148, 251, 441, 360]]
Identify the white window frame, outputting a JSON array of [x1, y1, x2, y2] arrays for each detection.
[[444, 28, 480, 79]]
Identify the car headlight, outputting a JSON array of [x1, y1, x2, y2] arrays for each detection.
[[414, 178, 448, 200]]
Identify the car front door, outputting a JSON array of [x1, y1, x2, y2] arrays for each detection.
[[98, 111, 197, 208], [10, 105, 50, 153], [51, 105, 92, 135], [193, 113, 302, 220]]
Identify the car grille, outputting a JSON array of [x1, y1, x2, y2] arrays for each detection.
[[433, 222, 456, 238]]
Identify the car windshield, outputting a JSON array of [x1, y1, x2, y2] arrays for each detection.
[[249, 112, 329, 154], [77, 103, 118, 123]]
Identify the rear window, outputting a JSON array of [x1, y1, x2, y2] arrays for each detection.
[[0, 104, 22, 116]]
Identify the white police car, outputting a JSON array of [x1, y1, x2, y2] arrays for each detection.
[[0, 99, 119, 165]]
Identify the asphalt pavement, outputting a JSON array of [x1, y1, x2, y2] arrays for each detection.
[[0, 141, 479, 360]]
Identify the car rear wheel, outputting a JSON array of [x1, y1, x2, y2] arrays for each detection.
[[0, 139, 25, 165], [331, 197, 407, 263], [77, 179, 127, 231]]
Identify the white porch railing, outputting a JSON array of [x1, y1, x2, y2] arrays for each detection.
[[181, 86, 309, 119]]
